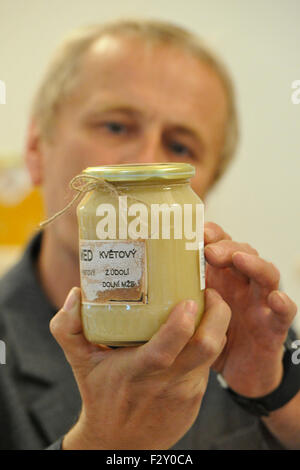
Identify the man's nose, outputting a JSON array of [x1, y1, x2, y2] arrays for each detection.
[[138, 139, 164, 164], [123, 130, 166, 164]]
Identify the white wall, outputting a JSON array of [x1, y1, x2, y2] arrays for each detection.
[[0, 0, 299, 332]]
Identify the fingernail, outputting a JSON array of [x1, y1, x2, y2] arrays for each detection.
[[184, 300, 198, 316], [204, 227, 215, 241], [273, 291, 286, 308], [206, 288, 222, 302], [63, 288, 78, 313]]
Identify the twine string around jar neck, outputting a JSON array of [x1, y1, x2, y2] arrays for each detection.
[[39, 173, 151, 229]]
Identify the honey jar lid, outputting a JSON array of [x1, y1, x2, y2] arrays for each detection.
[[82, 163, 195, 181]]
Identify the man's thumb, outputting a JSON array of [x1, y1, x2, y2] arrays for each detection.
[[49, 287, 104, 374]]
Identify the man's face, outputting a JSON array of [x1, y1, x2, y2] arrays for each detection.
[[29, 35, 228, 256]]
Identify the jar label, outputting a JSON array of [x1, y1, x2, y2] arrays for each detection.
[[79, 239, 147, 304]]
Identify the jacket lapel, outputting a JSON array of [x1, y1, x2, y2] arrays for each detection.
[[0, 234, 81, 444]]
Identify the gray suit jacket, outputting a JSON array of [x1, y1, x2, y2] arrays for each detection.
[[0, 234, 282, 450]]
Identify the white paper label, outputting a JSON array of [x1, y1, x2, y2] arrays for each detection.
[[80, 239, 147, 304]]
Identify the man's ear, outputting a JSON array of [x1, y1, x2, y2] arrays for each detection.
[[24, 119, 44, 186]]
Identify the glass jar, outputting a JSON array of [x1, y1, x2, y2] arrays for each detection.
[[77, 163, 205, 346]]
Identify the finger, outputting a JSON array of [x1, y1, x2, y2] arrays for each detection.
[[204, 221, 232, 244], [267, 290, 298, 332], [231, 252, 280, 290], [50, 287, 108, 373], [205, 240, 259, 267], [174, 289, 231, 373], [134, 300, 198, 375]]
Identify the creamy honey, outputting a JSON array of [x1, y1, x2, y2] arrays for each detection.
[[77, 163, 205, 346]]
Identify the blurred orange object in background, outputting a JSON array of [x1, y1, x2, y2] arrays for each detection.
[[0, 187, 44, 245], [0, 156, 45, 275]]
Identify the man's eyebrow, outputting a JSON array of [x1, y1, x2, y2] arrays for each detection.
[[84, 104, 143, 118], [171, 125, 204, 146]]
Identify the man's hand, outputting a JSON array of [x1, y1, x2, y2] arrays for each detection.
[[204, 221, 298, 398], [50, 287, 231, 450]]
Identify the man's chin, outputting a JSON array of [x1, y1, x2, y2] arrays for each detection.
[[45, 221, 79, 262]]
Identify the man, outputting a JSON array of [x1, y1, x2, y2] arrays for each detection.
[[0, 19, 299, 450]]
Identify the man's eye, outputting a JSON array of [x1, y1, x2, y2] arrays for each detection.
[[104, 122, 126, 134], [169, 141, 191, 156]]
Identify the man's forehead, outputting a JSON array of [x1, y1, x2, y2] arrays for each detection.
[[82, 33, 190, 77], [88, 34, 128, 58], [79, 35, 228, 109]]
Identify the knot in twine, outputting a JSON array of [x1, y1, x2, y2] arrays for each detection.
[[39, 173, 149, 229]]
